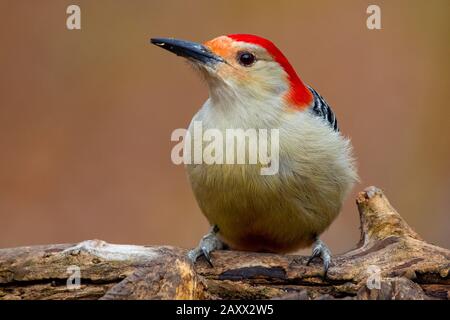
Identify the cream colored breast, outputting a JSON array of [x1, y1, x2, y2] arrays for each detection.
[[184, 102, 358, 252]]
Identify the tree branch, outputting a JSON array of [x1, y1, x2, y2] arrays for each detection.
[[0, 187, 449, 300]]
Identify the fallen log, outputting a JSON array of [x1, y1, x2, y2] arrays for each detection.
[[0, 187, 448, 300]]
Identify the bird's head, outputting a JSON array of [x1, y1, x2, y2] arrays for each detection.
[[151, 34, 313, 110]]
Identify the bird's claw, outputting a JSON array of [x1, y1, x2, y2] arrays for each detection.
[[306, 239, 331, 278], [188, 225, 223, 267]]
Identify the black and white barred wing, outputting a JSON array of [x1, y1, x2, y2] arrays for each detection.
[[307, 85, 339, 132]]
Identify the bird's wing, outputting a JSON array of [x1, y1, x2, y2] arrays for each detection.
[[307, 85, 339, 132]]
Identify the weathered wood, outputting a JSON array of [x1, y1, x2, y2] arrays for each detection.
[[0, 186, 448, 300]]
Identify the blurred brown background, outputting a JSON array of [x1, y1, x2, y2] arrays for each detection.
[[0, 0, 449, 254]]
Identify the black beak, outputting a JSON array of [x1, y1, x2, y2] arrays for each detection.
[[150, 37, 224, 65]]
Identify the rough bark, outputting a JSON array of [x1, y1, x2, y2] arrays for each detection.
[[0, 186, 448, 300]]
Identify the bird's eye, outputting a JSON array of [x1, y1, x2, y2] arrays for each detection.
[[237, 52, 256, 67]]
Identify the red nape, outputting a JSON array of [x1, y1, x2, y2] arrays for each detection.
[[228, 34, 312, 108]]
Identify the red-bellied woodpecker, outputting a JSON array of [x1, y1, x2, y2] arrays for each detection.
[[151, 34, 358, 276]]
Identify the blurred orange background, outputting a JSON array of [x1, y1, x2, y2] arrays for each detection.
[[0, 0, 449, 254]]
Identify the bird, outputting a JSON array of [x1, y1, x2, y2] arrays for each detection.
[[150, 34, 358, 276]]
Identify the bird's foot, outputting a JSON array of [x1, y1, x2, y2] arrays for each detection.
[[306, 238, 331, 278], [188, 225, 224, 267]]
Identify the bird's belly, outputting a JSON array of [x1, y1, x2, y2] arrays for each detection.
[[187, 163, 336, 253], [185, 110, 357, 253]]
